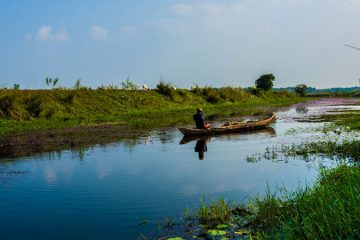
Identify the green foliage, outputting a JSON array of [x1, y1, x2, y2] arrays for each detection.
[[282, 138, 360, 161], [255, 74, 275, 91], [352, 90, 360, 97], [73, 78, 82, 90], [255, 165, 360, 240], [247, 86, 262, 96], [45, 77, 59, 88], [156, 81, 175, 98], [121, 76, 138, 90], [0, 95, 22, 120], [13, 84, 20, 90], [200, 87, 221, 103], [294, 84, 307, 96], [196, 198, 233, 227], [0, 88, 302, 136]]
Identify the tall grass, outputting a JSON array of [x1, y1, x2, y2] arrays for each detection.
[[196, 198, 233, 227], [255, 165, 360, 239]]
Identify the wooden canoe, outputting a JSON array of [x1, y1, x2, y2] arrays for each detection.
[[178, 113, 276, 136]]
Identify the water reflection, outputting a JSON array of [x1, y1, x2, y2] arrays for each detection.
[[0, 126, 149, 159], [0, 165, 29, 185], [180, 127, 276, 160], [195, 138, 208, 160]]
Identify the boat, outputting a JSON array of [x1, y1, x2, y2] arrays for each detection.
[[178, 112, 276, 136], [179, 127, 276, 144]]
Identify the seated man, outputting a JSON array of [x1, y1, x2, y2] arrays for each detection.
[[193, 108, 210, 129]]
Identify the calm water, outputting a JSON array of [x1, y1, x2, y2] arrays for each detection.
[[0, 99, 359, 240]]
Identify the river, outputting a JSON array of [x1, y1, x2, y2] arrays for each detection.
[[0, 98, 359, 240]]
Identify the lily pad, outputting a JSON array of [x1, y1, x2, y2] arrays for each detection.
[[208, 229, 227, 236], [235, 230, 251, 235], [168, 237, 185, 240], [216, 224, 229, 229]]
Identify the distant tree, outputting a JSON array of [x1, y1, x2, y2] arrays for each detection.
[[295, 84, 308, 96], [13, 84, 20, 90], [255, 74, 275, 91]]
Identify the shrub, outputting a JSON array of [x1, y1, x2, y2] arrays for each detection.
[[121, 76, 138, 90], [0, 96, 22, 120], [190, 84, 202, 95], [156, 81, 175, 98], [247, 86, 261, 96], [352, 90, 360, 97], [26, 95, 42, 117], [206, 93, 222, 103]]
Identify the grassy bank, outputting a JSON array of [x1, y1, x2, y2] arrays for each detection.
[[167, 163, 360, 240], [0, 88, 303, 136]]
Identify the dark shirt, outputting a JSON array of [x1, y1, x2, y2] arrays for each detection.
[[193, 112, 206, 129]]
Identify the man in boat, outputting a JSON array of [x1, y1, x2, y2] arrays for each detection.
[[193, 108, 210, 129]]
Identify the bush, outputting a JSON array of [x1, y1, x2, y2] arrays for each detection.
[[206, 93, 222, 103], [26, 95, 43, 118], [121, 77, 138, 90], [352, 90, 360, 97], [156, 81, 175, 98], [0, 96, 22, 120], [190, 84, 202, 95], [247, 86, 262, 96]]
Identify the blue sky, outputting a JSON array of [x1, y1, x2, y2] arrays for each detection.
[[1, 0, 360, 89]]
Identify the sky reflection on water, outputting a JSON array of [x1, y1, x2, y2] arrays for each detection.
[[0, 99, 358, 239]]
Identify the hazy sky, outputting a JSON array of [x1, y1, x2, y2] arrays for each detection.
[[1, 0, 360, 89]]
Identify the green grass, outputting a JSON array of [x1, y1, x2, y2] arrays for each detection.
[[254, 165, 360, 239], [0, 88, 304, 136], [176, 162, 360, 240]]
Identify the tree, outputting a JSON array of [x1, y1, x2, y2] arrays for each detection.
[[295, 84, 308, 96], [255, 74, 275, 91], [13, 83, 20, 90]]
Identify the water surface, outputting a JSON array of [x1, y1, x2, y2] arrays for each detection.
[[0, 98, 358, 239]]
